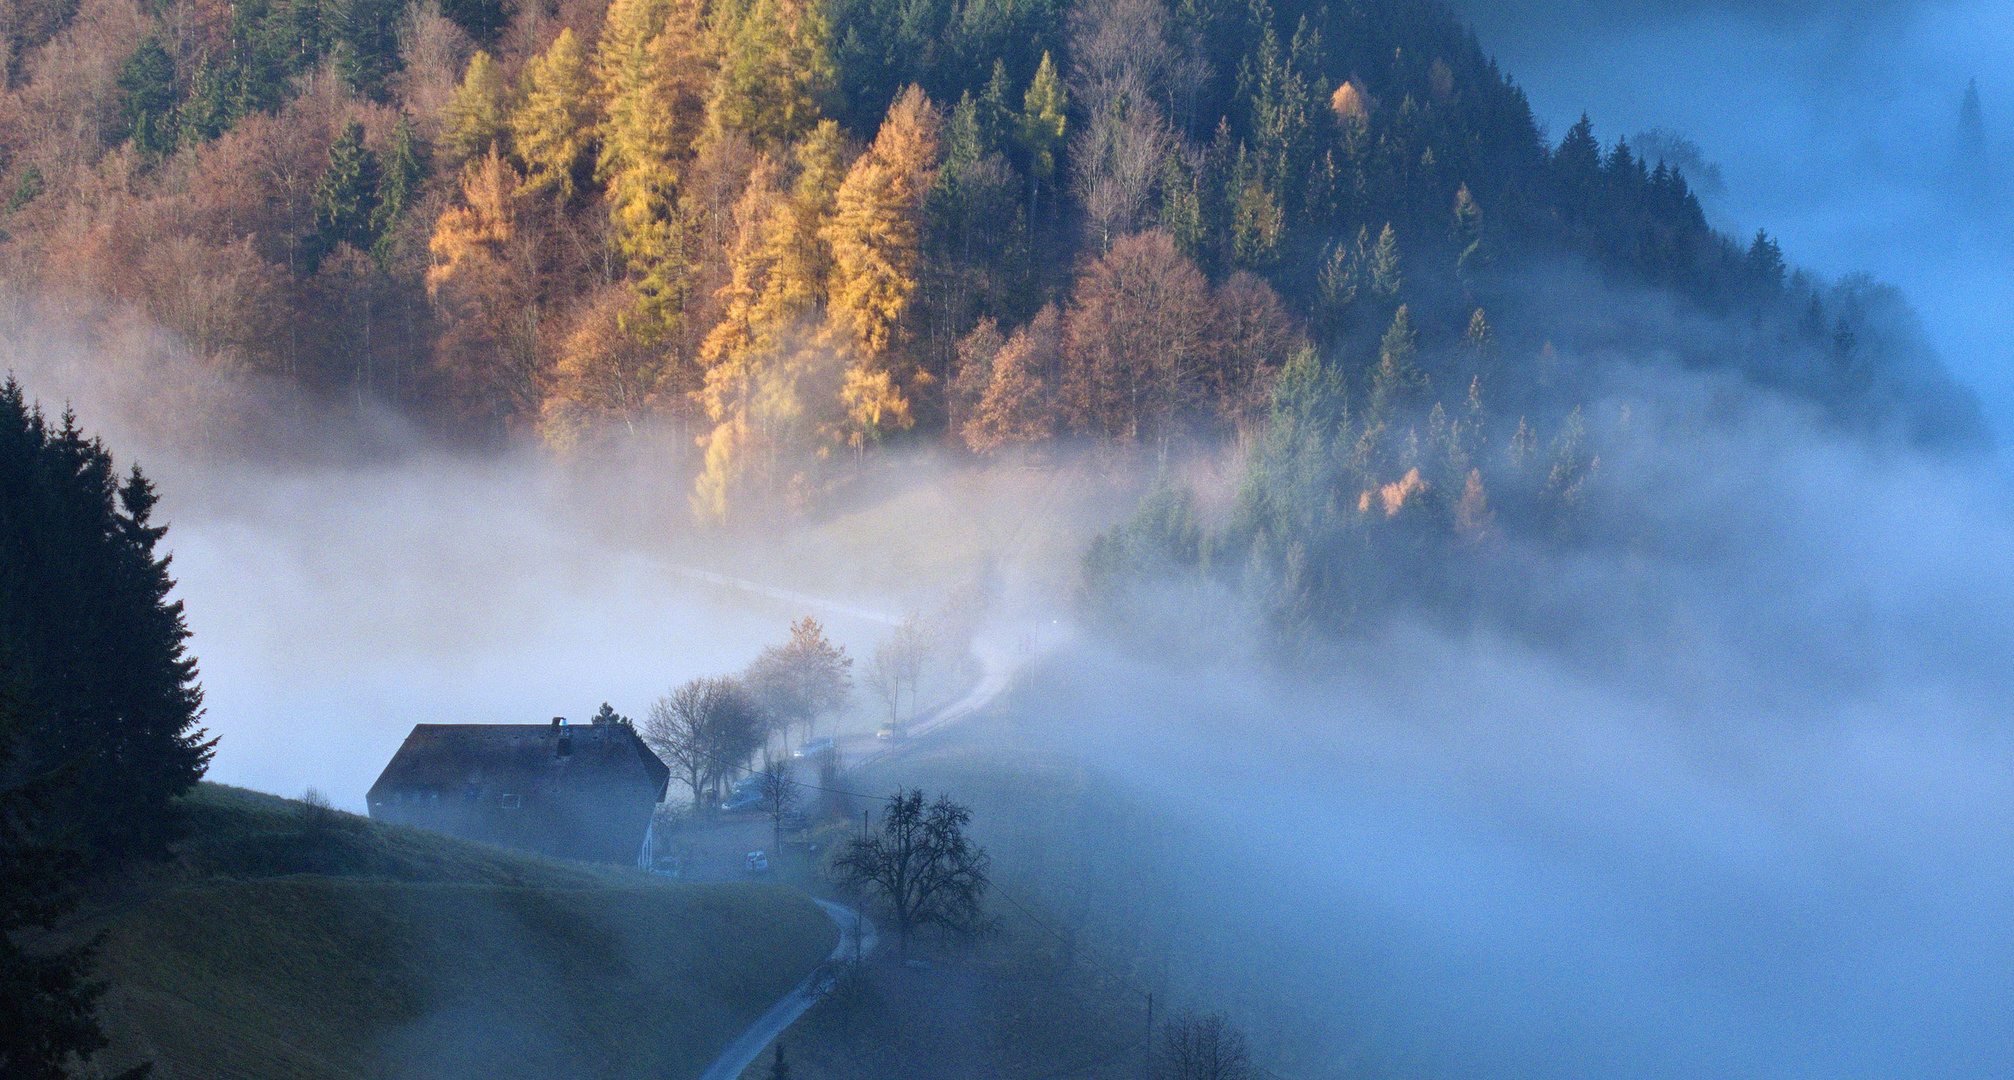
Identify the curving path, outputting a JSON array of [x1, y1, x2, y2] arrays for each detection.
[[693, 899, 878, 1080]]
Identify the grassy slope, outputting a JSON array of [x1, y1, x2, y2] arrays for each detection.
[[728, 697, 1164, 1080], [79, 785, 838, 1080]]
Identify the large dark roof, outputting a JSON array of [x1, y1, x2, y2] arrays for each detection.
[[368, 723, 669, 803]]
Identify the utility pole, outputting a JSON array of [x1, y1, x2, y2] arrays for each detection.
[[1143, 992, 1153, 1080], [857, 808, 869, 968]]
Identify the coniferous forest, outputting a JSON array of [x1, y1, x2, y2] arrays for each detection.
[[0, 0, 1988, 633]]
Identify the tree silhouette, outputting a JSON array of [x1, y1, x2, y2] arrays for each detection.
[[835, 790, 990, 951]]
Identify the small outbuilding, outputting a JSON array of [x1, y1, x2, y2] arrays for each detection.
[[366, 716, 669, 864]]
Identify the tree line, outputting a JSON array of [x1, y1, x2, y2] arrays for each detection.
[[639, 605, 965, 805], [1, 0, 1975, 522]]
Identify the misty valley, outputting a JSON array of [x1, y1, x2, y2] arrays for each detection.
[[2, 0, 2011, 1078]]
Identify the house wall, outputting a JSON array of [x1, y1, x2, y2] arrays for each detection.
[[371, 780, 658, 864]]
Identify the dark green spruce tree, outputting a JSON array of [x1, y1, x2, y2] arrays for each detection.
[[0, 377, 213, 860], [0, 378, 205, 1078], [329, 0, 404, 100], [113, 38, 179, 157], [0, 667, 139, 1080], [370, 116, 426, 247], [306, 121, 382, 269]]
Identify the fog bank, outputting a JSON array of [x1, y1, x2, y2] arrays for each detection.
[[882, 359, 2014, 1080]]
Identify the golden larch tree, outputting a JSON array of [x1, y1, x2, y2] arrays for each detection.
[[427, 150, 545, 429], [822, 86, 940, 447], [706, 0, 833, 150], [511, 28, 598, 201], [445, 51, 511, 164], [699, 155, 789, 418], [597, 0, 711, 337], [691, 122, 856, 517], [540, 284, 677, 451]]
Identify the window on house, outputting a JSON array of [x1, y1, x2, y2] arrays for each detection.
[[500, 793, 523, 808]]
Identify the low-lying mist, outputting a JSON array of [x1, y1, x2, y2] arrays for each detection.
[[880, 363, 2014, 1079], [8, 290, 2013, 1080], [0, 301, 1125, 806]]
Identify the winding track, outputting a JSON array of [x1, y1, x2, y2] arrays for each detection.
[[692, 900, 878, 1080]]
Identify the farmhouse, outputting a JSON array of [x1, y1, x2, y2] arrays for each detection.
[[367, 716, 669, 864]]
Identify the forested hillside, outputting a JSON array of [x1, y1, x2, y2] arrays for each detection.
[[0, 0, 1983, 530]]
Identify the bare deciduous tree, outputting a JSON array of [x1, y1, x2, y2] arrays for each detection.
[[834, 789, 989, 951], [393, 0, 472, 138], [864, 612, 933, 726], [643, 675, 764, 809], [864, 643, 901, 727], [1062, 229, 1213, 441], [743, 616, 853, 746], [964, 304, 1062, 452], [1068, 0, 1174, 119], [1072, 98, 1171, 251], [758, 752, 798, 846], [1156, 1012, 1253, 1080]]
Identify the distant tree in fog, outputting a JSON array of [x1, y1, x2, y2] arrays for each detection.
[[758, 752, 799, 846], [864, 644, 901, 725], [644, 676, 764, 807], [864, 614, 932, 725], [1156, 1012, 1253, 1080], [744, 616, 853, 745], [835, 789, 989, 950]]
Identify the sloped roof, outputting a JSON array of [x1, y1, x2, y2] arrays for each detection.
[[367, 723, 669, 803]]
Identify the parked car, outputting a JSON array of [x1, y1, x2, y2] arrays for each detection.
[[744, 849, 770, 874], [732, 773, 766, 794], [720, 788, 765, 813], [876, 720, 904, 740], [793, 736, 834, 759]]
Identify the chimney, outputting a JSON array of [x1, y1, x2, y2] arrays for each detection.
[[551, 716, 565, 727]]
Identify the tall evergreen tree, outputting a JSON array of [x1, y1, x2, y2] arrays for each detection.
[[445, 51, 511, 164], [511, 29, 599, 201], [1369, 304, 1426, 417], [0, 379, 212, 860], [440, 0, 510, 44], [114, 38, 179, 157], [1368, 223, 1402, 301], [1016, 52, 1065, 214], [0, 664, 150, 1080], [707, 0, 834, 150], [329, 0, 404, 100], [371, 116, 427, 244], [1744, 229, 1785, 298], [308, 121, 383, 268]]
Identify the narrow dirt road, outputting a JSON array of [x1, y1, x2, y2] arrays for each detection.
[[693, 900, 878, 1080]]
